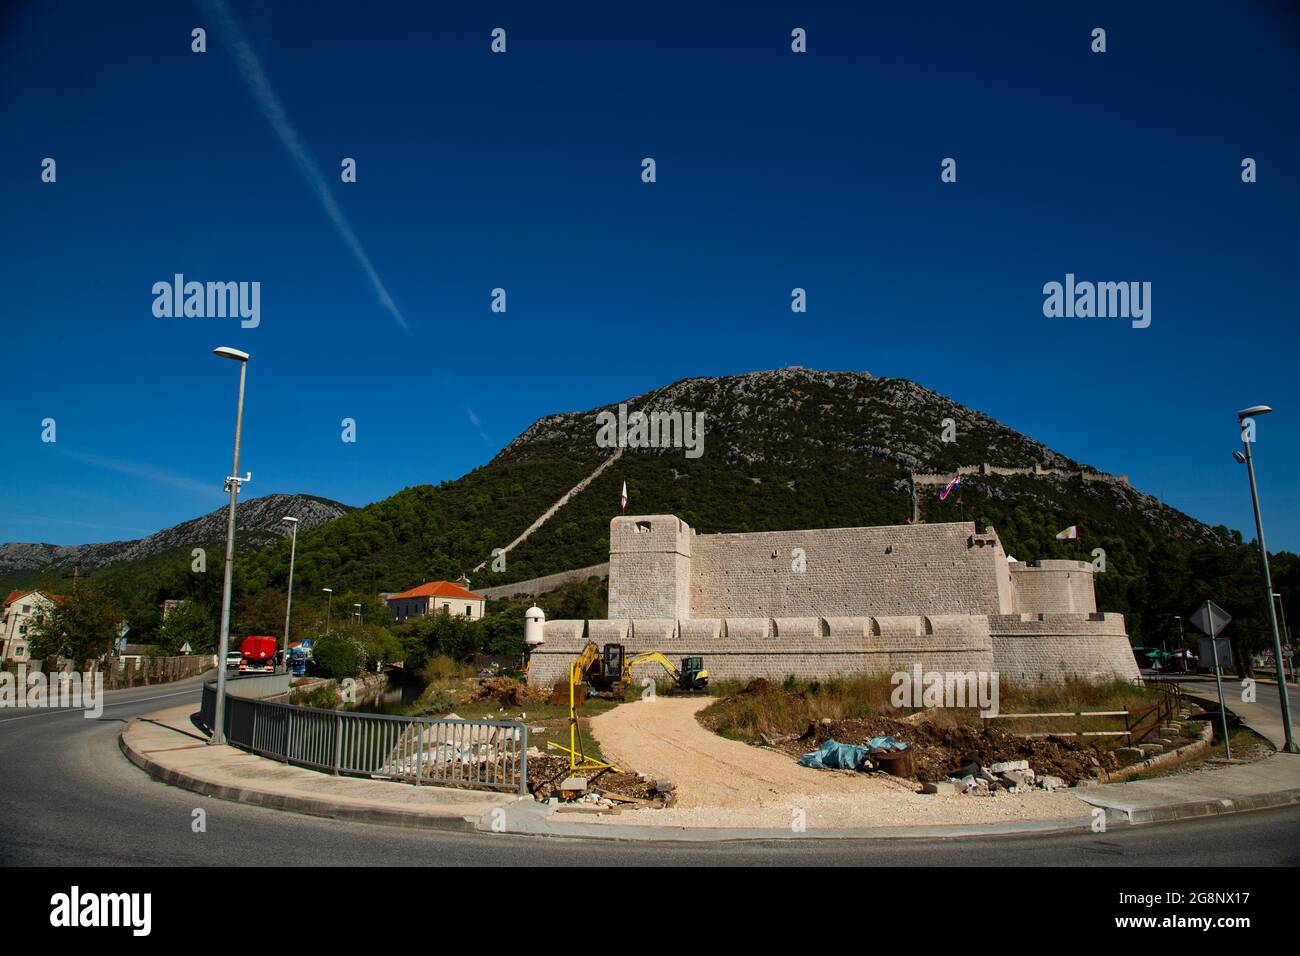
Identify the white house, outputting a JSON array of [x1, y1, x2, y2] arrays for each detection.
[[1, 590, 66, 663], [386, 580, 486, 624]]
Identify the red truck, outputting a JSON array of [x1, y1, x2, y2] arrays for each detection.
[[238, 635, 278, 674]]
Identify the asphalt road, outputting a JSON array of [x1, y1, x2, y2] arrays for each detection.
[[2, 674, 1298, 866]]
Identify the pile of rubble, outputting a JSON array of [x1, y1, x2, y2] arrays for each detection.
[[525, 753, 674, 807], [470, 676, 544, 709], [921, 759, 1067, 796]]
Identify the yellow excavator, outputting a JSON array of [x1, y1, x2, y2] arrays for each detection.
[[564, 641, 710, 700], [620, 650, 709, 697]]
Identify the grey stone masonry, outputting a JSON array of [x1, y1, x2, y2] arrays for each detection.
[[524, 515, 1138, 689]]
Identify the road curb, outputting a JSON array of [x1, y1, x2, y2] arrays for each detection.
[[1095, 787, 1300, 826], [483, 800, 1098, 842], [118, 725, 493, 833]]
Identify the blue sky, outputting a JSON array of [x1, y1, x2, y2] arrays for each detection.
[[1, 1, 1298, 550]]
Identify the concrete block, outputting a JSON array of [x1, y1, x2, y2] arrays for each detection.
[[922, 781, 959, 795], [560, 776, 587, 798], [990, 760, 1030, 773], [1000, 770, 1033, 789], [1137, 743, 1164, 756]]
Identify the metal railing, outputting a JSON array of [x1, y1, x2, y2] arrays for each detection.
[[199, 679, 528, 794]]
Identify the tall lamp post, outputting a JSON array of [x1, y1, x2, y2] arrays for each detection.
[[1173, 615, 1184, 672], [1234, 405, 1297, 753], [281, 516, 299, 673], [210, 346, 250, 746], [323, 588, 333, 635]]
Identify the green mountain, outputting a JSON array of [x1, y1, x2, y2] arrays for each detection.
[[24, 368, 1298, 659]]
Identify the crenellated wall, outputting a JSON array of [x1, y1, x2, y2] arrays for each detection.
[[526, 614, 994, 688]]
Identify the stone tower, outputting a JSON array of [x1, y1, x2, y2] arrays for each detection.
[[607, 514, 693, 620]]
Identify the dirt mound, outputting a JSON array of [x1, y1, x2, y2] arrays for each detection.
[[783, 714, 1117, 784], [471, 676, 544, 708]]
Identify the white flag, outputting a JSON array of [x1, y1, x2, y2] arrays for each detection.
[[620, 480, 628, 512], [1056, 525, 1078, 540]]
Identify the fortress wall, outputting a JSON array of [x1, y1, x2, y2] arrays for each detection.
[[990, 613, 1140, 684], [687, 522, 1010, 618], [912, 465, 1129, 487], [525, 615, 994, 688], [477, 563, 609, 600], [1009, 561, 1097, 614]]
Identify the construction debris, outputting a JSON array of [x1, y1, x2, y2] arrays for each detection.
[[705, 681, 1138, 785], [471, 676, 544, 709], [785, 713, 1121, 784], [526, 754, 669, 805]]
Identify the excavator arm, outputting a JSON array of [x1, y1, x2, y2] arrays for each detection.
[[622, 651, 682, 684]]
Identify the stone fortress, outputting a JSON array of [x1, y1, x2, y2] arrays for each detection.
[[525, 514, 1142, 689]]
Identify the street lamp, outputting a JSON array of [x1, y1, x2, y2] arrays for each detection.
[[1172, 615, 1184, 672], [1234, 405, 1297, 753], [323, 588, 333, 635], [281, 516, 299, 674], [210, 346, 250, 746]]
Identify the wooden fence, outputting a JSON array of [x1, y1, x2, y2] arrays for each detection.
[[982, 683, 1183, 745]]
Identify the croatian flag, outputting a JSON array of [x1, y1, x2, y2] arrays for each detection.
[[1056, 525, 1079, 540], [620, 480, 628, 512], [938, 474, 962, 501]]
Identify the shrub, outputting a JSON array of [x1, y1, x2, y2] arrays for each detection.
[[311, 634, 364, 678], [291, 683, 341, 709]]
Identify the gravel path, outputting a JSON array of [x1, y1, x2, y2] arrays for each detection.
[[589, 697, 1092, 829]]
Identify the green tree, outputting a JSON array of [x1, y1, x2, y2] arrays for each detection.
[[311, 633, 365, 678], [26, 580, 124, 669], [157, 601, 215, 655]]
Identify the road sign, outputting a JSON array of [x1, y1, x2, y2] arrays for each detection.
[[1190, 600, 1231, 638], [1190, 600, 1234, 760]]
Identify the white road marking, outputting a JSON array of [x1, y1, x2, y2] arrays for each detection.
[[0, 687, 200, 723]]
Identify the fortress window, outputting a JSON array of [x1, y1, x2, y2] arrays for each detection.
[[636, 521, 652, 533]]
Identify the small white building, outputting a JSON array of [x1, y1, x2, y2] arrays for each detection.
[[386, 580, 486, 624], [1, 589, 65, 663]]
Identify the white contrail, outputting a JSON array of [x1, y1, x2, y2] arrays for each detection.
[[199, 0, 411, 333], [60, 450, 224, 500]]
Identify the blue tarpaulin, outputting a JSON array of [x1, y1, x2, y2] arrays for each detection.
[[798, 739, 869, 770], [798, 737, 910, 770]]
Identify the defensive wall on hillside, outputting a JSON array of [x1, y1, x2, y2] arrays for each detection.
[[908, 463, 1130, 523], [526, 514, 1141, 689], [477, 563, 610, 601]]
